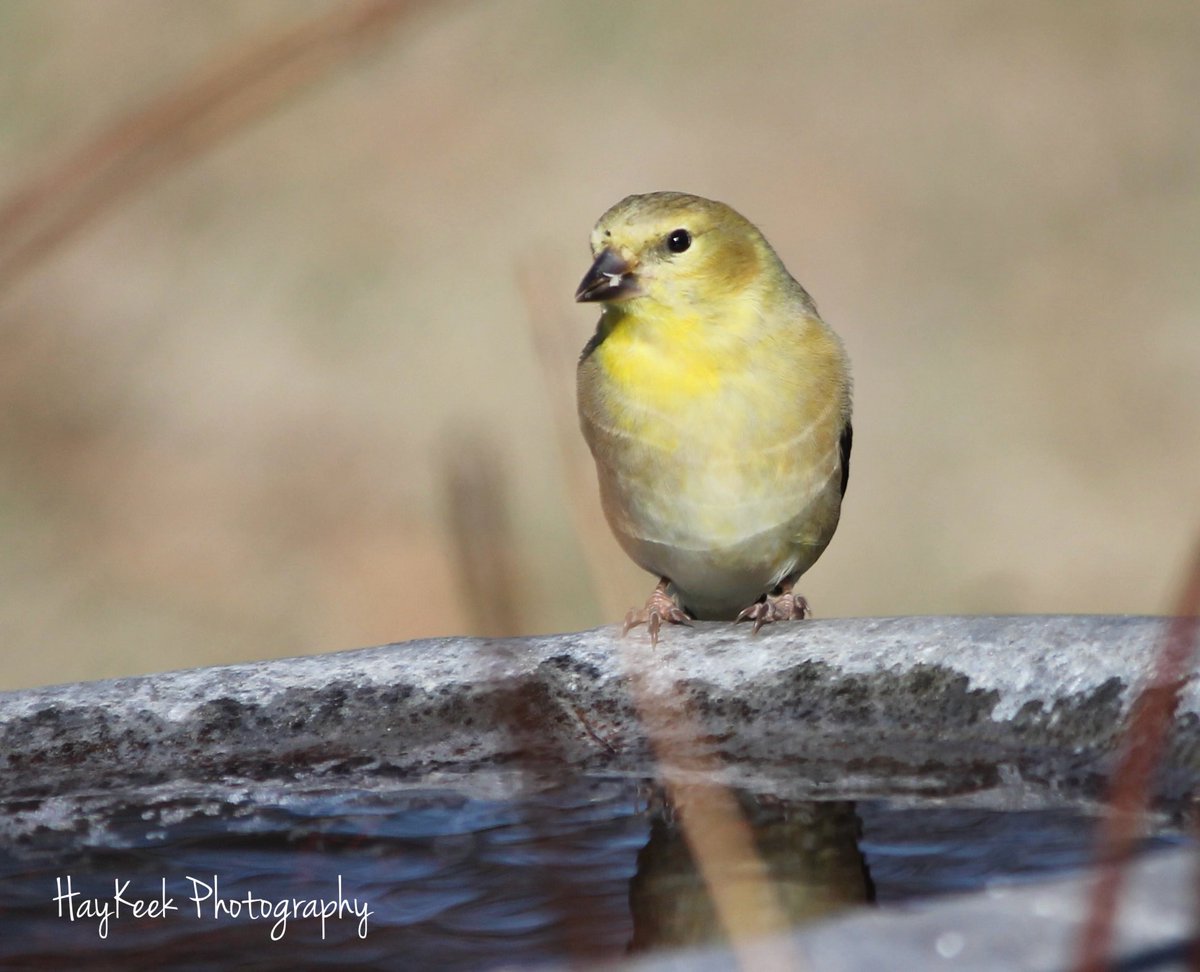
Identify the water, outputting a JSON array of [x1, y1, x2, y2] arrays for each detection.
[[0, 779, 1185, 970]]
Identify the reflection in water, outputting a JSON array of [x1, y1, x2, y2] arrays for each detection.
[[629, 789, 874, 952], [1, 779, 1179, 969]]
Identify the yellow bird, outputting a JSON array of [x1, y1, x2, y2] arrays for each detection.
[[575, 191, 852, 643]]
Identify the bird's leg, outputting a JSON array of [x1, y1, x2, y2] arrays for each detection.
[[736, 578, 810, 634], [622, 577, 692, 646]]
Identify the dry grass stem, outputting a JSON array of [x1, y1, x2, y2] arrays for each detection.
[[0, 0, 428, 292], [1075, 536, 1200, 972]]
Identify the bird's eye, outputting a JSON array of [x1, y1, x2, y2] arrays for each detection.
[[666, 229, 692, 254]]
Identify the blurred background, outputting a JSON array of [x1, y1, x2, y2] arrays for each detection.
[[1, 1, 1197, 690]]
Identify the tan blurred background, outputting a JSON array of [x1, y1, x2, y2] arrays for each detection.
[[1, 1, 1197, 690]]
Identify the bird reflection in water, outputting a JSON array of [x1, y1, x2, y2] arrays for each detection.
[[628, 788, 874, 952]]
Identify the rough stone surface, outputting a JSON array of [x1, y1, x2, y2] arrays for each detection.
[[0, 615, 1192, 807]]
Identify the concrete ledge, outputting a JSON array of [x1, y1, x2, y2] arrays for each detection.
[[2, 615, 1195, 970], [0, 616, 1192, 807]]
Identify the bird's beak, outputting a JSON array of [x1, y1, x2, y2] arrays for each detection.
[[575, 248, 640, 302]]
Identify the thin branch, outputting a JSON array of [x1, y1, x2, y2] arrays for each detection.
[[1074, 536, 1200, 972], [0, 0, 431, 293]]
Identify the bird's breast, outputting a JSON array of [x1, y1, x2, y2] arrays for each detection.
[[577, 311, 846, 569]]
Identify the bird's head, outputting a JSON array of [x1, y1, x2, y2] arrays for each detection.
[[575, 192, 782, 312]]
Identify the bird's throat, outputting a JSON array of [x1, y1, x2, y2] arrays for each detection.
[[593, 303, 755, 406]]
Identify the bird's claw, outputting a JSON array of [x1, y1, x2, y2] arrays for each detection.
[[623, 585, 692, 646], [736, 590, 810, 634]]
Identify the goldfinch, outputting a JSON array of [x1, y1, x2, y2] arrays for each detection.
[[575, 192, 852, 643]]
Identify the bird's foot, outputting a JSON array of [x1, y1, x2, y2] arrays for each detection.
[[736, 588, 810, 634], [622, 580, 692, 647]]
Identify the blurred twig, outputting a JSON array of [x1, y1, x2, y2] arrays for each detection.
[[623, 640, 805, 971], [1074, 536, 1200, 972], [442, 432, 523, 637], [0, 0, 430, 293], [516, 257, 627, 621]]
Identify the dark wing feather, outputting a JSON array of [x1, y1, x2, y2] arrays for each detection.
[[838, 421, 853, 498]]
